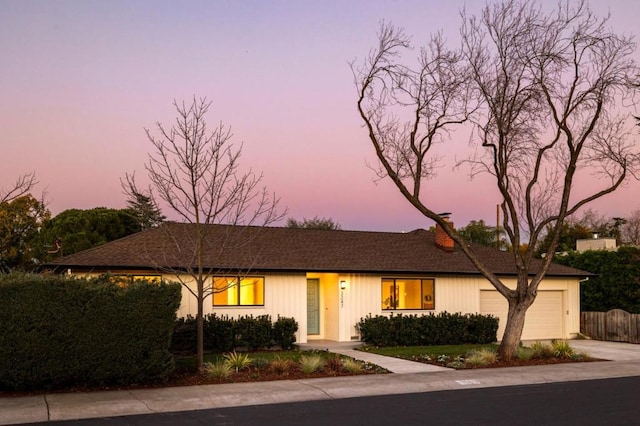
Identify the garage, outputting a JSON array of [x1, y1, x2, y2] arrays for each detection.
[[480, 290, 564, 340]]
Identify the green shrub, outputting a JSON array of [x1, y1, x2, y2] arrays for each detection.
[[0, 273, 181, 391], [356, 312, 498, 347], [390, 314, 421, 346], [170, 316, 197, 353], [234, 315, 273, 351], [466, 313, 500, 344], [272, 316, 299, 350], [356, 315, 391, 346], [170, 314, 298, 354], [205, 314, 236, 352]]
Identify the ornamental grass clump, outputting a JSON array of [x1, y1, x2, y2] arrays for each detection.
[[551, 340, 574, 359], [571, 350, 590, 361], [516, 346, 535, 361], [530, 341, 555, 359], [224, 351, 253, 372], [270, 356, 295, 374], [204, 361, 233, 380], [251, 357, 271, 369], [326, 354, 343, 372], [465, 348, 498, 367], [342, 358, 364, 373], [300, 355, 325, 374]]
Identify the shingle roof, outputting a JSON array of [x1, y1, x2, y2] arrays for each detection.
[[46, 222, 589, 277]]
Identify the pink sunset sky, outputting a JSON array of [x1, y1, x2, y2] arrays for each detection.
[[1, 0, 639, 232]]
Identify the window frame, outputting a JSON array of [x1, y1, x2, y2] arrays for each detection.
[[381, 277, 435, 311], [212, 276, 265, 307]]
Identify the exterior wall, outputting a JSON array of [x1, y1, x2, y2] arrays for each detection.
[[476, 276, 580, 339], [344, 274, 383, 341], [70, 269, 580, 343], [87, 271, 309, 344], [576, 238, 617, 252], [72, 270, 309, 344], [203, 272, 307, 344], [341, 274, 580, 341]]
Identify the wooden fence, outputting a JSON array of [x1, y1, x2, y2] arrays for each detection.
[[581, 309, 640, 344]]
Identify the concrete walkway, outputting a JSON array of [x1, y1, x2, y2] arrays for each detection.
[[1, 340, 639, 425], [299, 340, 451, 373], [566, 340, 640, 361]]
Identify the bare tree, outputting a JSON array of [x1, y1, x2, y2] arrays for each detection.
[[622, 209, 640, 245], [353, 1, 640, 359], [1, 172, 37, 203], [134, 97, 284, 370]]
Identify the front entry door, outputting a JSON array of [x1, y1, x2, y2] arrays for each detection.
[[307, 279, 320, 335]]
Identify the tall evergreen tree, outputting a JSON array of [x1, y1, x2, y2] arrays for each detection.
[[122, 173, 166, 230]]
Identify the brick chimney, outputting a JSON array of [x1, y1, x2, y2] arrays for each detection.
[[435, 214, 455, 252]]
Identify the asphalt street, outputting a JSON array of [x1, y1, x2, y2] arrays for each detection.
[[33, 376, 640, 426]]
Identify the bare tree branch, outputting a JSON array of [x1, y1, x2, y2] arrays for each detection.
[[354, 2, 640, 359], [0, 172, 37, 204], [131, 96, 285, 371]]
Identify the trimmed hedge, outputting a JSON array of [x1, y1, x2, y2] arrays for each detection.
[[0, 273, 181, 391], [356, 312, 498, 346], [170, 314, 299, 353]]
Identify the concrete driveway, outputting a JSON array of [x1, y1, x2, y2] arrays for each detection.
[[568, 340, 640, 361]]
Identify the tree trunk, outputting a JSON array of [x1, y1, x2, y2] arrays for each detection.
[[196, 285, 204, 373], [498, 298, 530, 360]]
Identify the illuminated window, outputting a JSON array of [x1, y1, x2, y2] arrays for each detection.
[[381, 278, 435, 310], [213, 276, 264, 306]]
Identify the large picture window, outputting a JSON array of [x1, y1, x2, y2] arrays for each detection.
[[213, 276, 264, 306], [381, 278, 435, 310]]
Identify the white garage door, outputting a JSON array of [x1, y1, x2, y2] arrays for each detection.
[[480, 290, 564, 340]]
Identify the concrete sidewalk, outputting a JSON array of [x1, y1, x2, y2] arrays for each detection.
[[1, 340, 639, 425]]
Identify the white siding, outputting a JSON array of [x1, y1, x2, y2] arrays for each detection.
[[346, 274, 383, 340], [478, 277, 580, 340], [480, 290, 564, 340], [434, 275, 485, 313], [175, 272, 307, 344], [343, 274, 581, 342], [73, 270, 581, 343]]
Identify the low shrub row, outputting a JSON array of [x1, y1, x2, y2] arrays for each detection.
[[171, 314, 299, 353], [356, 312, 498, 346], [0, 273, 181, 391]]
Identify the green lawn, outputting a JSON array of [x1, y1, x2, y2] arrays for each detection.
[[359, 344, 498, 360]]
